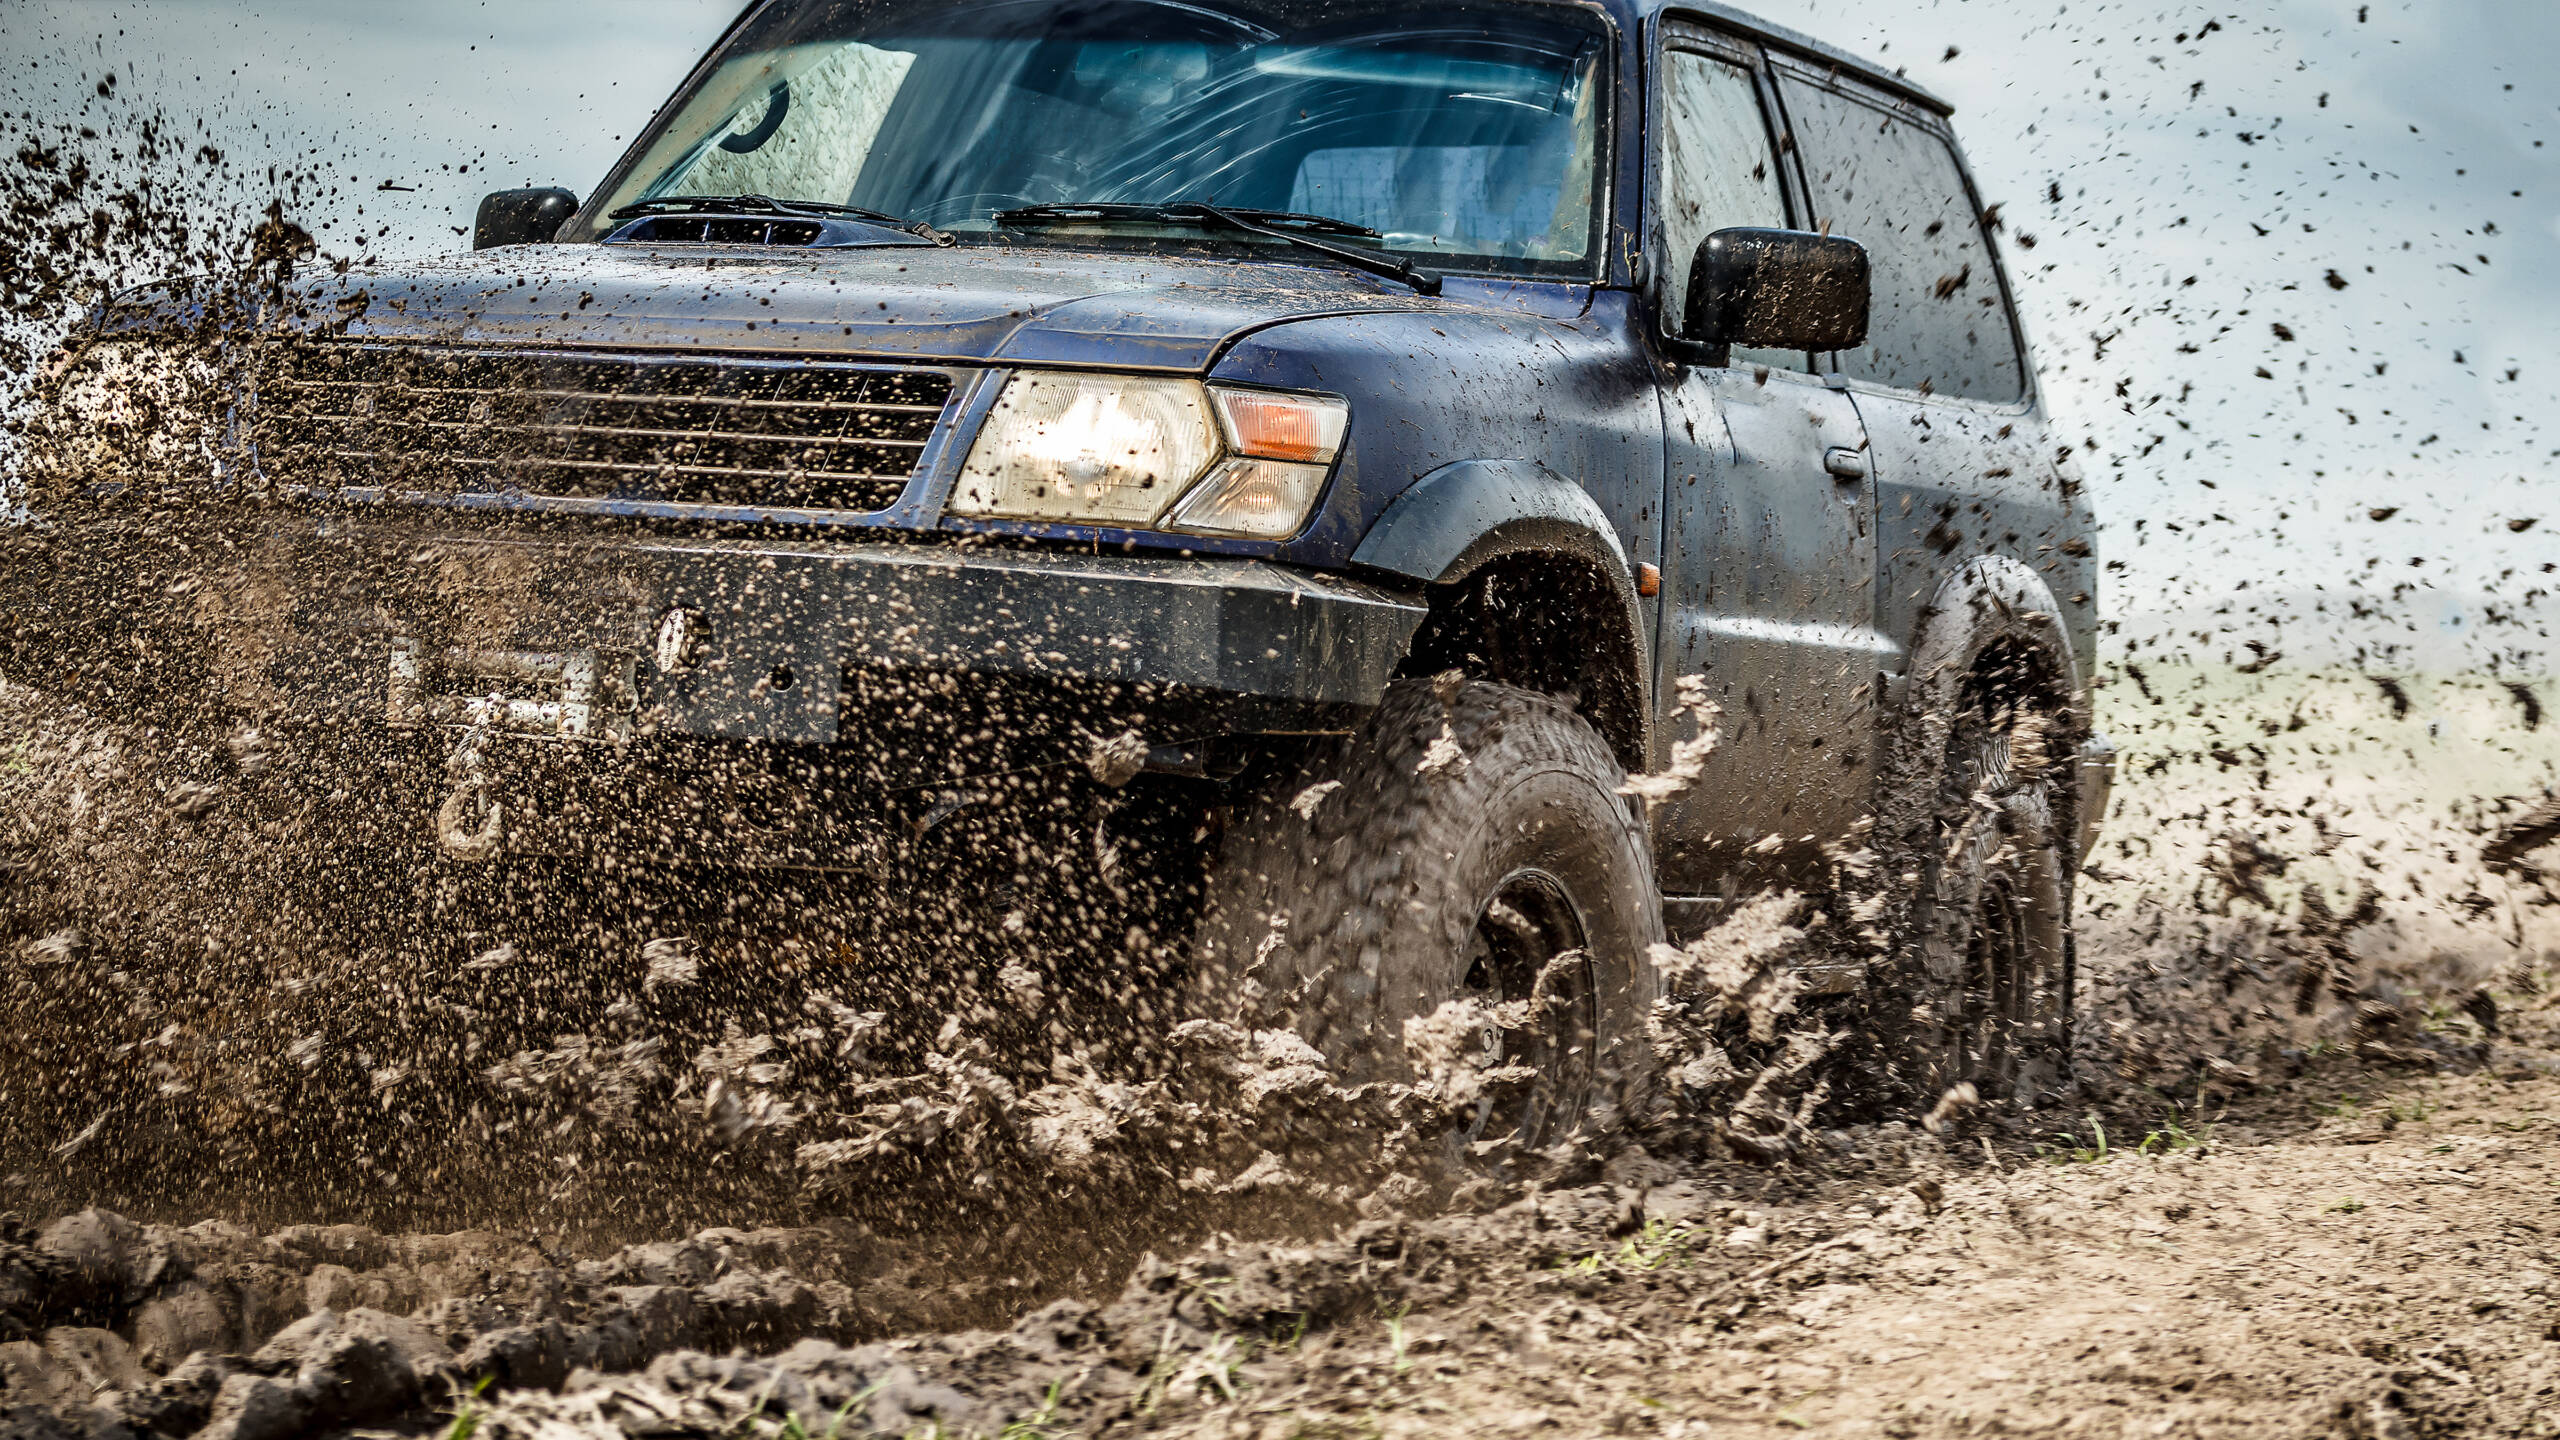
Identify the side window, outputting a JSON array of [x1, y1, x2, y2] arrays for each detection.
[[1658, 49, 1794, 367], [1776, 76, 2024, 401]]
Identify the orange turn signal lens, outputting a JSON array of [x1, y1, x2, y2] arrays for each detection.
[[1210, 387, 1348, 464]]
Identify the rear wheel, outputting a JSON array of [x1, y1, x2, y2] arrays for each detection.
[[1910, 699, 2073, 1102], [1193, 679, 1662, 1148]]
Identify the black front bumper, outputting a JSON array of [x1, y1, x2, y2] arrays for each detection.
[[700, 536, 1431, 743], [1, 519, 1430, 747]]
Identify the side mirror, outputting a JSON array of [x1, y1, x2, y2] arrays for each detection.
[[473, 187, 580, 250], [1684, 227, 1870, 353]]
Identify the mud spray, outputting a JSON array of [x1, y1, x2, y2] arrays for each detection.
[[4, 68, 2560, 1440]]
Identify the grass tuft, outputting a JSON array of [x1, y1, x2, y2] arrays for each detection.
[[1555, 1219, 1699, 1272]]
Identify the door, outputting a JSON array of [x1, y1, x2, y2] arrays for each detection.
[[1649, 32, 1882, 896], [1770, 61, 2056, 697]]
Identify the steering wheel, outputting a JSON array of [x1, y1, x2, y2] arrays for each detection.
[[719, 81, 792, 154]]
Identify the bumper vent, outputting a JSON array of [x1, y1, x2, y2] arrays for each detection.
[[256, 345, 957, 516]]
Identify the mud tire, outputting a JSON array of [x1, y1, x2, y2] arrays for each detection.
[[1193, 680, 1663, 1145], [1908, 701, 2073, 1102]]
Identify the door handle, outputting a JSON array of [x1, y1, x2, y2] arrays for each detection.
[[1823, 446, 1869, 481]]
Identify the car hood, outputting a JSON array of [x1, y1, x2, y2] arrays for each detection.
[[213, 241, 1462, 372]]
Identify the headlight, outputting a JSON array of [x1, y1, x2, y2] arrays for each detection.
[[950, 371, 1346, 539], [25, 339, 228, 497], [951, 373, 1220, 527]]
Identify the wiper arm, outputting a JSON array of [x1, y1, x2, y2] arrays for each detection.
[[1193, 203, 1442, 296], [610, 194, 952, 245], [993, 201, 1442, 296], [997, 202, 1380, 237]]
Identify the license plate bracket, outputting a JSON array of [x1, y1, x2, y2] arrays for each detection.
[[389, 638, 637, 742]]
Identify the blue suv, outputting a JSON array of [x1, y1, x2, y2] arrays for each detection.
[[10, 0, 2109, 1130]]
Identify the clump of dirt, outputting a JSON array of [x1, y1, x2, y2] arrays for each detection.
[[466, 964, 2560, 1440], [0, 1203, 1058, 1437], [1642, 891, 1838, 1163]]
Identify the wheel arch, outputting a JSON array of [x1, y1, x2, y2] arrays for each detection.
[[1906, 556, 2088, 736], [1350, 459, 1651, 772]]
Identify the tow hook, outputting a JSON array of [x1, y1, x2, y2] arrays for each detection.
[[434, 708, 505, 863]]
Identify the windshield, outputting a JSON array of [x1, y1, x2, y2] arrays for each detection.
[[578, 0, 1609, 276]]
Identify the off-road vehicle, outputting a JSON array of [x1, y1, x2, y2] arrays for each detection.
[[6, 0, 2109, 1132]]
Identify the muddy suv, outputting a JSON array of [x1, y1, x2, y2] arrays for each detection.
[[7, 0, 2105, 1129]]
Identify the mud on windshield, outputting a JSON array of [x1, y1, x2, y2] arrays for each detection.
[[575, 0, 1610, 278]]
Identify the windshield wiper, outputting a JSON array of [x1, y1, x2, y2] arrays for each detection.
[[611, 194, 951, 245], [997, 202, 1379, 237], [993, 201, 1442, 296]]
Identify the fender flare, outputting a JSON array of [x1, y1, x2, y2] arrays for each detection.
[[1351, 458, 1638, 595], [1350, 458, 1651, 761], [1903, 556, 2087, 736]]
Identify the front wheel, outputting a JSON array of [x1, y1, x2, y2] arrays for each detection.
[[1192, 679, 1663, 1149]]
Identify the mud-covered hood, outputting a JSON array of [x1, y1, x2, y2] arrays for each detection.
[[234, 242, 1449, 372]]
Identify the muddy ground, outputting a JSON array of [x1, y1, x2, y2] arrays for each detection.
[[13, 1038, 2560, 1439], [8, 998, 2560, 1440], [3, 665, 2558, 1440]]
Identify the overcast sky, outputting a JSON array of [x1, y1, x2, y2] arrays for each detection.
[[6, 0, 2554, 671]]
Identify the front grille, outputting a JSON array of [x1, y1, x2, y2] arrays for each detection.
[[255, 344, 956, 514]]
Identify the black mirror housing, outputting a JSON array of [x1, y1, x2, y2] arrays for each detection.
[[474, 188, 580, 250], [1685, 227, 1871, 353]]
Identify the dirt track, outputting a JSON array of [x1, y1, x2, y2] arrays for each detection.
[[1057, 1055, 2560, 1440], [8, 1021, 2560, 1438]]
